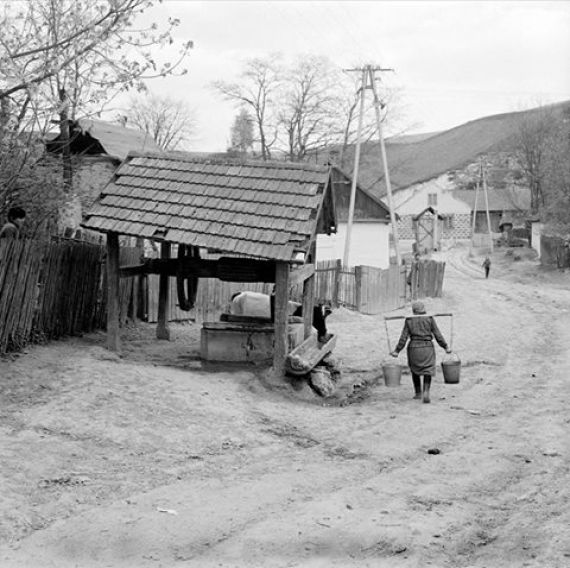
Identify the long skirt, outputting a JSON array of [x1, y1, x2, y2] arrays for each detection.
[[407, 340, 436, 376]]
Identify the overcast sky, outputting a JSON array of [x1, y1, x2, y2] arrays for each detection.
[[127, 0, 570, 151]]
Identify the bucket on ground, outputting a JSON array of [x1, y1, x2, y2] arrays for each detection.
[[441, 352, 461, 384], [382, 362, 402, 387]]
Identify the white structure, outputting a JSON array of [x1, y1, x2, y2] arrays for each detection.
[[317, 220, 391, 268], [317, 168, 393, 268]]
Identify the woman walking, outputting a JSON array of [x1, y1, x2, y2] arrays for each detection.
[[390, 301, 451, 403]]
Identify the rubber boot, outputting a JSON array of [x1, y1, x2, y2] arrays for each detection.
[[412, 374, 422, 399], [423, 375, 432, 404]]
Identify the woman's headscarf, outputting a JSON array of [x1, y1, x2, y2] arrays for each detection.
[[412, 301, 426, 314]]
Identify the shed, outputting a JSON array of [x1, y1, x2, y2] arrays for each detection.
[[82, 152, 339, 374], [412, 206, 445, 253]]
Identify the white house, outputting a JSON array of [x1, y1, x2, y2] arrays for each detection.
[[317, 167, 392, 268]]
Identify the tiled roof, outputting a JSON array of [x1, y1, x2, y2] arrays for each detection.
[[452, 188, 531, 212], [77, 119, 162, 161], [82, 153, 336, 262]]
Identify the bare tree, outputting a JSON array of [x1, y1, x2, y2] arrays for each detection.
[[120, 93, 196, 150], [513, 105, 561, 215], [540, 106, 570, 230], [212, 54, 281, 160], [1, 0, 192, 191], [0, 0, 192, 102], [278, 55, 343, 162], [228, 108, 254, 156]]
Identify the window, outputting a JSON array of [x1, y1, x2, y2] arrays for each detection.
[[444, 215, 454, 230], [428, 193, 438, 206]]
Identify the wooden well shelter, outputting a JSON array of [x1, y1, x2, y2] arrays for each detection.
[[81, 152, 340, 374]]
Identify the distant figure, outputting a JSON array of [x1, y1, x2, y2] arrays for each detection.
[[390, 301, 451, 403], [482, 256, 491, 279], [0, 206, 26, 239]]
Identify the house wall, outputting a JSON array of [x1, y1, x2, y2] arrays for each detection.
[[393, 175, 473, 243], [317, 222, 391, 268], [54, 156, 117, 230]]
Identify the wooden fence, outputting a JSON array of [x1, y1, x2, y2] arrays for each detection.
[[0, 239, 138, 354], [540, 235, 569, 269], [1, 238, 446, 353]]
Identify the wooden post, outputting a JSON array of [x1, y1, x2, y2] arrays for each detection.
[[354, 265, 363, 312], [156, 241, 171, 340], [369, 66, 401, 266], [333, 258, 342, 308], [106, 232, 120, 351], [273, 261, 290, 375], [343, 67, 367, 268], [470, 161, 481, 254], [302, 242, 316, 339], [482, 165, 494, 253]]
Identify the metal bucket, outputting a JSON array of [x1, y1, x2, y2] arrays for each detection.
[[382, 363, 402, 387], [441, 354, 461, 384]]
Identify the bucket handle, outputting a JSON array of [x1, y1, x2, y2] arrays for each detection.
[[442, 350, 460, 363]]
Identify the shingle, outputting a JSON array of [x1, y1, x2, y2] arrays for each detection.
[[84, 154, 334, 260]]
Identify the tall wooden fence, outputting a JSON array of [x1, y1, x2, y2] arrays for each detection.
[[0, 239, 138, 354]]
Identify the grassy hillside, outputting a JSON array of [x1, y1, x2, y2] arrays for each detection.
[[342, 101, 570, 197]]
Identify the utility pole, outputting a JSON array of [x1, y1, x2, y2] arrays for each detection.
[[368, 66, 401, 266], [469, 161, 481, 254], [343, 67, 367, 268], [342, 64, 401, 267], [482, 161, 494, 253]]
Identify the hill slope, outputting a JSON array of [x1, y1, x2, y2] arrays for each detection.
[[342, 100, 570, 197]]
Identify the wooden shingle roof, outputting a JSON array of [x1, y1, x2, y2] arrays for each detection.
[[82, 152, 337, 262]]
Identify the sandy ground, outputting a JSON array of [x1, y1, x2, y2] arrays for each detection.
[[0, 243, 569, 568]]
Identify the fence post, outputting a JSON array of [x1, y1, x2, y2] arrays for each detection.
[[333, 259, 342, 308], [354, 265, 363, 312]]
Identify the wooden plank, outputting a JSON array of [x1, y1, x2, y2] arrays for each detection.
[[156, 242, 171, 340], [290, 263, 315, 287], [106, 233, 120, 351], [273, 261, 290, 375], [286, 333, 337, 376]]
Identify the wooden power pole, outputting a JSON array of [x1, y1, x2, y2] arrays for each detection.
[[342, 64, 401, 268]]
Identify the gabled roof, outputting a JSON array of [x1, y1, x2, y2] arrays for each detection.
[[330, 166, 391, 223], [46, 118, 162, 161], [452, 188, 531, 212], [413, 206, 445, 221], [82, 153, 338, 262]]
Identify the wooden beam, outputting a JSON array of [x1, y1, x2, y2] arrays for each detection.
[[119, 256, 276, 282], [289, 263, 315, 287], [106, 232, 120, 351], [272, 261, 290, 375], [302, 242, 316, 339], [156, 242, 171, 340]]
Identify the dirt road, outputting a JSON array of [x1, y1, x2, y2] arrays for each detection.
[[0, 245, 569, 567]]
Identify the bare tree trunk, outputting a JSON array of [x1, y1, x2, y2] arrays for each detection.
[[59, 87, 73, 193]]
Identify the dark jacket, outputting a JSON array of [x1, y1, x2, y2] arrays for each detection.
[[394, 315, 448, 376]]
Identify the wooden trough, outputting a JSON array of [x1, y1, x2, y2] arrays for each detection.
[[285, 333, 337, 376]]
